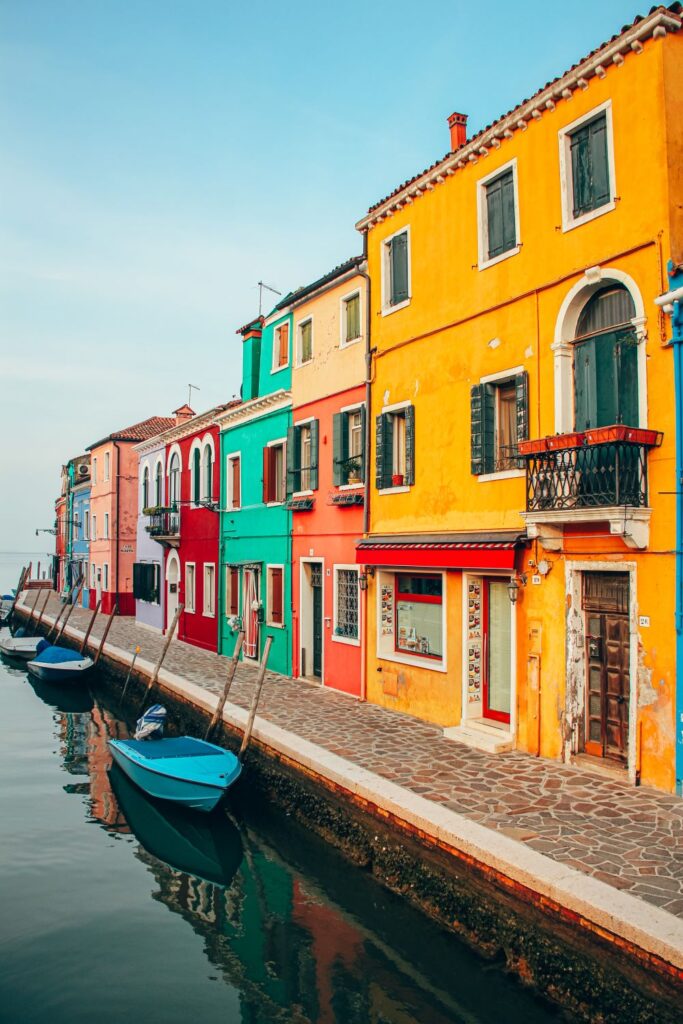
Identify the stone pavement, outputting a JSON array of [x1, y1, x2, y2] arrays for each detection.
[[17, 593, 683, 920]]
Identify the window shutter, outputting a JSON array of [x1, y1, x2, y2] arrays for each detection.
[[359, 404, 366, 481], [229, 567, 239, 615], [309, 419, 319, 491], [501, 171, 516, 253], [151, 564, 160, 604], [133, 563, 142, 599], [404, 405, 415, 486], [271, 568, 283, 624], [332, 413, 343, 486], [279, 322, 289, 366], [588, 115, 610, 209], [515, 372, 529, 469], [570, 123, 591, 218], [262, 446, 271, 503], [486, 178, 504, 259], [390, 233, 409, 305], [193, 448, 201, 504], [232, 457, 241, 507], [471, 385, 484, 475], [574, 338, 597, 430], [375, 413, 393, 489], [286, 426, 297, 497]]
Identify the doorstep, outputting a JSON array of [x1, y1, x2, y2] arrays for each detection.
[[443, 718, 514, 754]]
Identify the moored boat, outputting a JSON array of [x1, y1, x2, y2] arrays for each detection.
[[0, 596, 14, 626], [107, 736, 242, 813], [26, 640, 94, 684], [0, 633, 42, 661]]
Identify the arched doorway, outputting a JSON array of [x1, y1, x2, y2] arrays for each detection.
[[572, 284, 638, 430], [166, 552, 180, 634]]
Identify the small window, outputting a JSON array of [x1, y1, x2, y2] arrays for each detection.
[[470, 372, 528, 475], [104, 513, 109, 539], [185, 563, 196, 613], [225, 566, 240, 618], [334, 568, 359, 641], [92, 458, 98, 485], [395, 573, 442, 660], [203, 564, 215, 617], [103, 563, 109, 591], [91, 515, 97, 541], [479, 165, 518, 264], [104, 452, 110, 482], [228, 455, 241, 510], [263, 443, 286, 503], [192, 447, 201, 504], [267, 566, 284, 625], [560, 104, 614, 230], [298, 319, 313, 365], [342, 293, 361, 345], [155, 462, 163, 506], [383, 229, 410, 309], [133, 562, 160, 604], [142, 466, 150, 510], [300, 425, 312, 491], [375, 406, 414, 489], [83, 510, 90, 540], [287, 421, 319, 494], [203, 444, 213, 502], [274, 322, 289, 369], [333, 407, 365, 485]]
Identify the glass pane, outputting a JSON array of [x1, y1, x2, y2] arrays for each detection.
[[396, 599, 442, 658], [488, 581, 511, 715]]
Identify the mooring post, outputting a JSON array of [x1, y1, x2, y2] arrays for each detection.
[[80, 599, 102, 653], [93, 604, 117, 665], [121, 646, 141, 701], [137, 604, 184, 710], [205, 631, 244, 741], [26, 587, 42, 627], [47, 598, 69, 640], [34, 589, 52, 632], [8, 566, 27, 624], [238, 635, 273, 761], [55, 582, 84, 643]]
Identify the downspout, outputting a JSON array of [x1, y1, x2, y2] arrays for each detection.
[[113, 440, 121, 614], [357, 239, 372, 701], [655, 263, 683, 796]]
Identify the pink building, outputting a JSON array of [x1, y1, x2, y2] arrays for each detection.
[[87, 416, 175, 614]]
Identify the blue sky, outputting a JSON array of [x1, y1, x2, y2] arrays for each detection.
[[0, 0, 637, 550]]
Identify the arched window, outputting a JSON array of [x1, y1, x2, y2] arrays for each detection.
[[203, 444, 213, 502], [193, 447, 201, 505], [142, 465, 150, 510], [154, 462, 163, 506], [573, 285, 638, 429], [169, 452, 180, 507]]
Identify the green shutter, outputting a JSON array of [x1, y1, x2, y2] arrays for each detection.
[[332, 412, 344, 486], [574, 338, 597, 430], [501, 171, 516, 252], [286, 426, 297, 497], [570, 123, 591, 218], [375, 413, 393, 489], [588, 115, 610, 210], [616, 329, 639, 426], [390, 232, 409, 305], [515, 372, 529, 469], [404, 406, 415, 486], [193, 448, 201, 504], [471, 385, 495, 474], [310, 419, 319, 491], [133, 563, 142, 599], [359, 404, 366, 482], [486, 170, 516, 259], [571, 115, 609, 218]]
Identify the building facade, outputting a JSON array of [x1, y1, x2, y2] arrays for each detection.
[[70, 456, 91, 608], [133, 438, 168, 631], [356, 7, 682, 792]]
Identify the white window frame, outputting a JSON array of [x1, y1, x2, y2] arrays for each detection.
[[154, 457, 164, 506], [338, 401, 366, 490], [92, 457, 98, 485], [375, 569, 447, 672], [296, 316, 314, 367], [103, 512, 109, 539], [271, 320, 290, 373], [332, 564, 360, 647], [83, 509, 90, 540], [381, 225, 411, 317], [224, 564, 240, 620], [103, 563, 109, 591], [265, 437, 287, 506], [476, 365, 526, 482], [378, 399, 412, 495], [104, 451, 110, 482], [293, 416, 315, 497], [476, 157, 521, 271], [203, 562, 216, 618], [201, 434, 215, 503], [189, 439, 202, 507], [558, 100, 616, 234], [339, 289, 362, 348], [226, 451, 241, 511], [265, 563, 285, 628], [91, 514, 97, 541], [185, 562, 196, 614]]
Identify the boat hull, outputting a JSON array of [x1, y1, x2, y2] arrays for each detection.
[[108, 737, 241, 813], [26, 658, 94, 684], [0, 637, 41, 661]]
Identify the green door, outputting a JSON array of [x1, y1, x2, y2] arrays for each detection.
[[574, 328, 639, 430], [311, 564, 323, 679]]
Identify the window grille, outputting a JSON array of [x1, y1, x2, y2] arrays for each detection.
[[336, 569, 358, 639]]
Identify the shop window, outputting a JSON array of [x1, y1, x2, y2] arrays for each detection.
[[395, 574, 443, 659], [375, 405, 414, 489], [470, 371, 528, 475], [333, 407, 365, 485]]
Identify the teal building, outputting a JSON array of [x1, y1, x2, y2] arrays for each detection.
[[216, 305, 293, 675]]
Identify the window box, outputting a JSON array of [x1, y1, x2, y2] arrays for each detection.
[[546, 431, 586, 450], [517, 437, 549, 456], [584, 424, 626, 445], [623, 427, 663, 448]]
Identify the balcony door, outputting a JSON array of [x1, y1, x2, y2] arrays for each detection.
[[573, 285, 638, 431]]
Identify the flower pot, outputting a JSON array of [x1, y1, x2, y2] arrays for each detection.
[[585, 425, 627, 445], [546, 431, 586, 450], [391, 474, 405, 487], [347, 473, 361, 485], [623, 427, 664, 447], [517, 437, 549, 455]]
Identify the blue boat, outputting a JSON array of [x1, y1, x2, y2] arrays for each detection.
[[26, 640, 94, 684], [107, 736, 242, 813]]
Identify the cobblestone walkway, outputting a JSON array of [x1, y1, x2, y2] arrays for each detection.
[[19, 593, 683, 918]]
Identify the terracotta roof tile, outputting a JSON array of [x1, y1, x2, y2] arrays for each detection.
[[87, 416, 176, 450]]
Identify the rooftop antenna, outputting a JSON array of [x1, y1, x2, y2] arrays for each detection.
[[188, 383, 200, 408], [257, 281, 281, 316]]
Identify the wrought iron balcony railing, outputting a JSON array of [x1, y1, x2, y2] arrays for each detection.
[[145, 507, 180, 538], [524, 441, 649, 512]]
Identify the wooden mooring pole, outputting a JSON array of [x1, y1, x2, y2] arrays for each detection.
[[238, 635, 273, 761], [137, 604, 184, 711], [8, 566, 27, 623], [121, 646, 141, 701], [26, 587, 42, 628], [34, 589, 52, 632], [48, 599, 69, 640], [205, 631, 244, 741], [93, 605, 117, 665], [55, 582, 84, 643], [80, 599, 102, 654]]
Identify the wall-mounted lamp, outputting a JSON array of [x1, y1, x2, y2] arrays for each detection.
[[507, 572, 528, 605], [358, 566, 375, 591]]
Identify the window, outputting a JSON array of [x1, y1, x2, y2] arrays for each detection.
[[104, 513, 109, 539], [375, 405, 414, 489], [142, 466, 150, 510], [133, 562, 160, 604], [103, 563, 109, 591], [185, 563, 196, 613], [92, 457, 98, 485], [91, 563, 96, 587], [168, 452, 180, 506], [333, 406, 365, 485], [274, 322, 289, 369], [155, 461, 163, 506], [382, 228, 410, 311], [203, 563, 215, 617], [225, 565, 239, 618], [478, 161, 519, 267], [470, 372, 528, 475], [203, 444, 213, 502], [266, 566, 284, 625], [83, 510, 90, 540], [559, 104, 614, 230], [227, 455, 241, 510], [298, 319, 313, 365], [341, 292, 361, 345], [192, 446, 201, 505], [263, 442, 286, 503], [287, 421, 319, 493], [91, 515, 97, 541], [395, 574, 442, 659], [334, 567, 359, 642], [104, 452, 110, 482]]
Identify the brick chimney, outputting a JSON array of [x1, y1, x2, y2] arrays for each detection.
[[447, 111, 468, 152], [173, 404, 195, 426]]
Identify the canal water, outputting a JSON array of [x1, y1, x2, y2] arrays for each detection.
[[0, 554, 567, 1023]]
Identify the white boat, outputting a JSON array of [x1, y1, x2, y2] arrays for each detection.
[[26, 640, 94, 684], [0, 633, 42, 661]]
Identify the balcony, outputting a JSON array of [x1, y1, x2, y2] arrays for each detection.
[[144, 507, 180, 547], [519, 427, 662, 550]]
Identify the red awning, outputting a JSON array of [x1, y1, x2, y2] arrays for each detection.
[[356, 535, 523, 572]]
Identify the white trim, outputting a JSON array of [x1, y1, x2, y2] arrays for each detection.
[[202, 562, 216, 618], [225, 450, 241, 511], [299, 557, 325, 681], [340, 400, 365, 415], [378, 486, 411, 495], [477, 469, 525, 483], [460, 572, 517, 736], [271, 320, 291, 373], [215, 389, 291, 430], [380, 398, 411, 415], [201, 433, 215, 503], [476, 157, 521, 270], [184, 562, 196, 614], [381, 224, 412, 315], [339, 289, 363, 348], [480, 364, 525, 386], [558, 100, 616, 233], [295, 315, 314, 367], [166, 443, 182, 476], [375, 568, 447, 674], [293, 415, 315, 427], [140, 461, 151, 512], [265, 563, 285, 628], [332, 564, 361, 647], [188, 438, 202, 506], [153, 455, 165, 506]]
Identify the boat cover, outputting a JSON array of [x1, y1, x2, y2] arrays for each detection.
[[135, 704, 167, 740], [33, 644, 86, 665], [122, 737, 218, 760]]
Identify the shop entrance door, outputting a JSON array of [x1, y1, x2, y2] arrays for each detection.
[[482, 579, 512, 724], [583, 572, 630, 762]]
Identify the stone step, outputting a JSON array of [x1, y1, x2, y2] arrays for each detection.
[[442, 724, 514, 754]]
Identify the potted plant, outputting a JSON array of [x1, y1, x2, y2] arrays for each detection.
[[346, 457, 362, 485], [391, 473, 405, 487]]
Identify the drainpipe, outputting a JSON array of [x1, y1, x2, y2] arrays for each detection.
[[113, 440, 122, 614], [655, 263, 683, 796], [357, 241, 372, 702]]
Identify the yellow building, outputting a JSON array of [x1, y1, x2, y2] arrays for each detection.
[[356, 5, 682, 792]]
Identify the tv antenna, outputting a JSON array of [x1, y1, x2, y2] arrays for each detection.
[[257, 281, 281, 315], [188, 383, 200, 408]]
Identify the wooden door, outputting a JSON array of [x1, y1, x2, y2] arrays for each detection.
[[583, 573, 630, 762]]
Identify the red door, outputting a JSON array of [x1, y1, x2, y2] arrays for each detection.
[[482, 578, 512, 724]]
